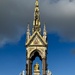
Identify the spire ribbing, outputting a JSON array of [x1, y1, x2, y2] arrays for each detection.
[[33, 0, 41, 32]]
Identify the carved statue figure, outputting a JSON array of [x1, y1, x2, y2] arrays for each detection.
[[34, 62, 39, 70]]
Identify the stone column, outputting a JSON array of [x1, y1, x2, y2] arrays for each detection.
[[30, 60, 32, 75], [26, 58, 32, 75], [42, 58, 47, 75]]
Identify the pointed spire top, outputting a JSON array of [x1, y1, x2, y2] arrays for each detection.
[[33, 0, 41, 32], [27, 23, 30, 32], [44, 23, 46, 32], [43, 23, 47, 39], [35, 0, 39, 6], [26, 23, 30, 41]]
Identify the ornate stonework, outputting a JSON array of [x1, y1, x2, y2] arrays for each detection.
[[25, 0, 47, 75]]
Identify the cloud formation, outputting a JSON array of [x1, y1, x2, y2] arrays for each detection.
[[0, 0, 75, 46]]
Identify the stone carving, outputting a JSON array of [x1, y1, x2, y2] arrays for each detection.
[[34, 63, 39, 70]]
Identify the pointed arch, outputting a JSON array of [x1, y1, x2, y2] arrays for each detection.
[[30, 49, 43, 61]]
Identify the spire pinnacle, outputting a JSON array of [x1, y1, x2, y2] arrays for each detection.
[[44, 23, 46, 32], [35, 0, 39, 6], [33, 0, 41, 32], [43, 23, 47, 40], [26, 23, 30, 41], [27, 23, 30, 32]]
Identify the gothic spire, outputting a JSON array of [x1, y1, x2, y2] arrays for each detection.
[[26, 23, 30, 41], [33, 0, 41, 32], [43, 23, 47, 40]]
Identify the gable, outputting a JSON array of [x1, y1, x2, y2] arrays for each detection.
[[26, 31, 47, 46], [30, 35, 43, 45]]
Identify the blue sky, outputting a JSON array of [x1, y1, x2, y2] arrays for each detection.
[[0, 33, 75, 75], [0, 0, 75, 75]]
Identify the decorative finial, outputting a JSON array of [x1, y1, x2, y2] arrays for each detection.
[[27, 23, 29, 31], [26, 23, 30, 41], [43, 23, 47, 40], [33, 0, 41, 32], [44, 23, 46, 32], [43, 23, 47, 35], [35, 0, 39, 6]]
